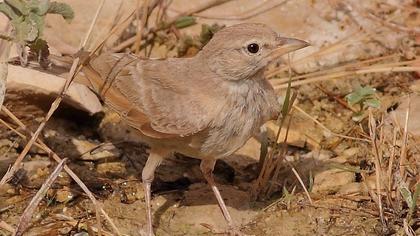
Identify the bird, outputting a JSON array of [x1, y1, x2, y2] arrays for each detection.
[[81, 23, 309, 236]]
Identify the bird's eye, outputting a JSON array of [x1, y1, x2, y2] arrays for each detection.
[[247, 43, 260, 54]]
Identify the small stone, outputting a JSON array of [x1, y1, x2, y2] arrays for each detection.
[[337, 182, 367, 195], [301, 149, 333, 161], [6, 65, 102, 114], [119, 180, 144, 204], [71, 138, 121, 161], [390, 95, 420, 140], [342, 147, 360, 158], [55, 187, 75, 203], [96, 162, 126, 176], [364, 174, 388, 191], [22, 159, 51, 181], [6, 188, 16, 195], [312, 169, 355, 194]]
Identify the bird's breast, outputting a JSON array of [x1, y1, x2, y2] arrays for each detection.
[[200, 78, 279, 158]]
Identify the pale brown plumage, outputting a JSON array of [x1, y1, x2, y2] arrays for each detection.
[[82, 23, 309, 236]]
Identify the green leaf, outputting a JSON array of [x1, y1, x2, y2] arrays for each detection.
[[5, 0, 29, 15], [345, 93, 363, 106], [29, 37, 48, 53], [399, 181, 414, 208], [11, 15, 39, 43], [174, 16, 196, 29], [345, 86, 377, 106], [412, 184, 420, 210], [199, 23, 223, 46], [258, 129, 268, 172], [357, 86, 376, 96], [29, 38, 50, 68], [28, 12, 44, 37], [47, 2, 74, 22], [364, 98, 380, 108], [308, 170, 313, 193], [351, 111, 364, 122], [0, 2, 19, 19], [408, 183, 420, 221], [281, 84, 292, 118], [29, 0, 50, 15]]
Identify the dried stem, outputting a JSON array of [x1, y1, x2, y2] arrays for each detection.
[[291, 167, 313, 204], [15, 159, 67, 236], [266, 30, 367, 78], [188, 0, 290, 20], [0, 1, 122, 235], [399, 96, 410, 180], [387, 127, 398, 192], [0, 0, 105, 184], [0, 0, 104, 186], [268, 54, 400, 84], [274, 66, 420, 90], [0, 107, 122, 235], [368, 109, 385, 226], [293, 105, 370, 142], [134, 0, 150, 54], [111, 0, 232, 52]]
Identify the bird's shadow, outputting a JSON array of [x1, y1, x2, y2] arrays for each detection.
[[110, 144, 346, 229]]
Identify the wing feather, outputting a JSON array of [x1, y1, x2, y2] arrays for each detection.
[[82, 53, 211, 138]]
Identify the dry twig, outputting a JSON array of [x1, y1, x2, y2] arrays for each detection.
[[368, 109, 385, 226], [15, 159, 67, 236], [0, 107, 122, 235], [111, 0, 232, 52], [0, 1, 124, 235], [0, 0, 105, 187]]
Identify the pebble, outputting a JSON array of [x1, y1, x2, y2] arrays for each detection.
[[312, 169, 355, 194]]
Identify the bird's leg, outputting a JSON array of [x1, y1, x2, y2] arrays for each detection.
[[141, 149, 165, 236], [200, 159, 239, 234]]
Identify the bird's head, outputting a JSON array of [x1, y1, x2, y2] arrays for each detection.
[[199, 23, 309, 81]]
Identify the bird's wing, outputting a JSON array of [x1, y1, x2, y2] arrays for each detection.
[[82, 52, 211, 138]]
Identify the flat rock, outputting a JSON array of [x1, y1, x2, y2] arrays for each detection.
[[71, 138, 121, 161], [390, 94, 420, 141], [6, 65, 102, 114], [312, 169, 355, 194], [337, 182, 368, 195], [265, 120, 322, 150], [231, 119, 322, 166]]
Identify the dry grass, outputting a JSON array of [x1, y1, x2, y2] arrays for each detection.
[[363, 104, 418, 235], [0, 0, 419, 235]]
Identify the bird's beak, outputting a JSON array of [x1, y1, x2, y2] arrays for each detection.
[[267, 37, 310, 59]]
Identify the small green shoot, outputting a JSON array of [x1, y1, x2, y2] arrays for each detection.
[[403, 183, 420, 223], [308, 170, 314, 193], [281, 186, 296, 209], [345, 86, 380, 122], [174, 16, 196, 29], [0, 0, 74, 65]]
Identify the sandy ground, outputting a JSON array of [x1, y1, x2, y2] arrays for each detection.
[[0, 0, 419, 235]]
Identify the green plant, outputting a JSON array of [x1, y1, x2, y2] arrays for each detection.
[[345, 86, 380, 121], [0, 0, 74, 65], [399, 182, 419, 223]]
